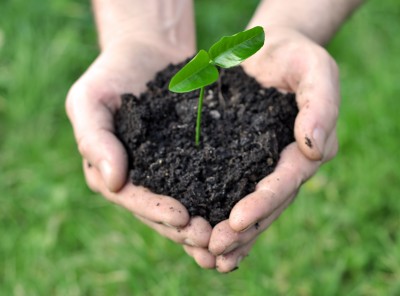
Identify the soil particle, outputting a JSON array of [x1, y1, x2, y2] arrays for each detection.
[[115, 61, 298, 226], [305, 136, 313, 148]]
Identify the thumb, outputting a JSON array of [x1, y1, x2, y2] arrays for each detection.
[[66, 82, 128, 192], [294, 53, 340, 161], [78, 130, 128, 192]]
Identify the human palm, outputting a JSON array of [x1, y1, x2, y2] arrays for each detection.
[[66, 41, 213, 252], [185, 28, 340, 272]]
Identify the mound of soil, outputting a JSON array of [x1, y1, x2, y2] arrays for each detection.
[[115, 62, 298, 226]]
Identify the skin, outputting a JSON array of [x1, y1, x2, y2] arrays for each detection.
[[66, 0, 212, 250], [193, 0, 363, 272], [66, 0, 363, 272]]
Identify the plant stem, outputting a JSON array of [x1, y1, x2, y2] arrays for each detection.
[[195, 87, 205, 147]]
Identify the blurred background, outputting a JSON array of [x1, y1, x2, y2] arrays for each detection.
[[0, 0, 399, 295]]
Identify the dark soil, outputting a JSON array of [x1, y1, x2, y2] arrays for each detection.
[[115, 62, 298, 226]]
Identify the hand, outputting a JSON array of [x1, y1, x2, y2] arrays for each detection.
[[202, 27, 339, 272], [66, 39, 212, 254]]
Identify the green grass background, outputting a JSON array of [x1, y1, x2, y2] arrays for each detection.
[[1, 0, 399, 295]]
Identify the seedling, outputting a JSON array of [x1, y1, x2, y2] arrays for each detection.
[[169, 26, 265, 146]]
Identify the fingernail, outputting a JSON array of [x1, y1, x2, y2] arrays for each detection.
[[184, 238, 198, 247], [239, 223, 254, 233], [228, 266, 239, 273], [161, 222, 177, 229], [312, 127, 326, 157], [236, 255, 244, 267], [223, 242, 240, 255], [99, 160, 112, 188]]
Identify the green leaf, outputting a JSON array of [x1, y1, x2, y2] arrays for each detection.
[[209, 26, 265, 68], [169, 50, 219, 93]]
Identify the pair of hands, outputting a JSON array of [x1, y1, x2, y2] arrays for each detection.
[[66, 28, 339, 273]]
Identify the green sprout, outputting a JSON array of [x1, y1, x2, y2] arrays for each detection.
[[169, 26, 265, 147]]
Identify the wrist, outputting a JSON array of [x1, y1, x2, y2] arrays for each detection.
[[99, 35, 195, 67], [247, 0, 363, 45], [92, 0, 195, 54]]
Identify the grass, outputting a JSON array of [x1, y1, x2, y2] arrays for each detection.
[[0, 0, 399, 295]]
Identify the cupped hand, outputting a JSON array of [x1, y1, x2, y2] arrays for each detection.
[[205, 27, 340, 272], [66, 39, 212, 251]]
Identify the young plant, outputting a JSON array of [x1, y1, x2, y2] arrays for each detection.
[[169, 26, 265, 147]]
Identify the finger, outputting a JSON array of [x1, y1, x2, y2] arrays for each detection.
[[66, 83, 128, 192], [82, 137, 194, 230], [83, 159, 102, 193], [208, 220, 241, 256], [183, 245, 216, 269], [92, 174, 190, 227], [136, 216, 212, 248], [324, 127, 339, 162], [229, 143, 320, 232], [293, 50, 340, 161], [215, 239, 256, 273], [244, 31, 340, 161], [209, 193, 295, 256], [78, 129, 128, 193]]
